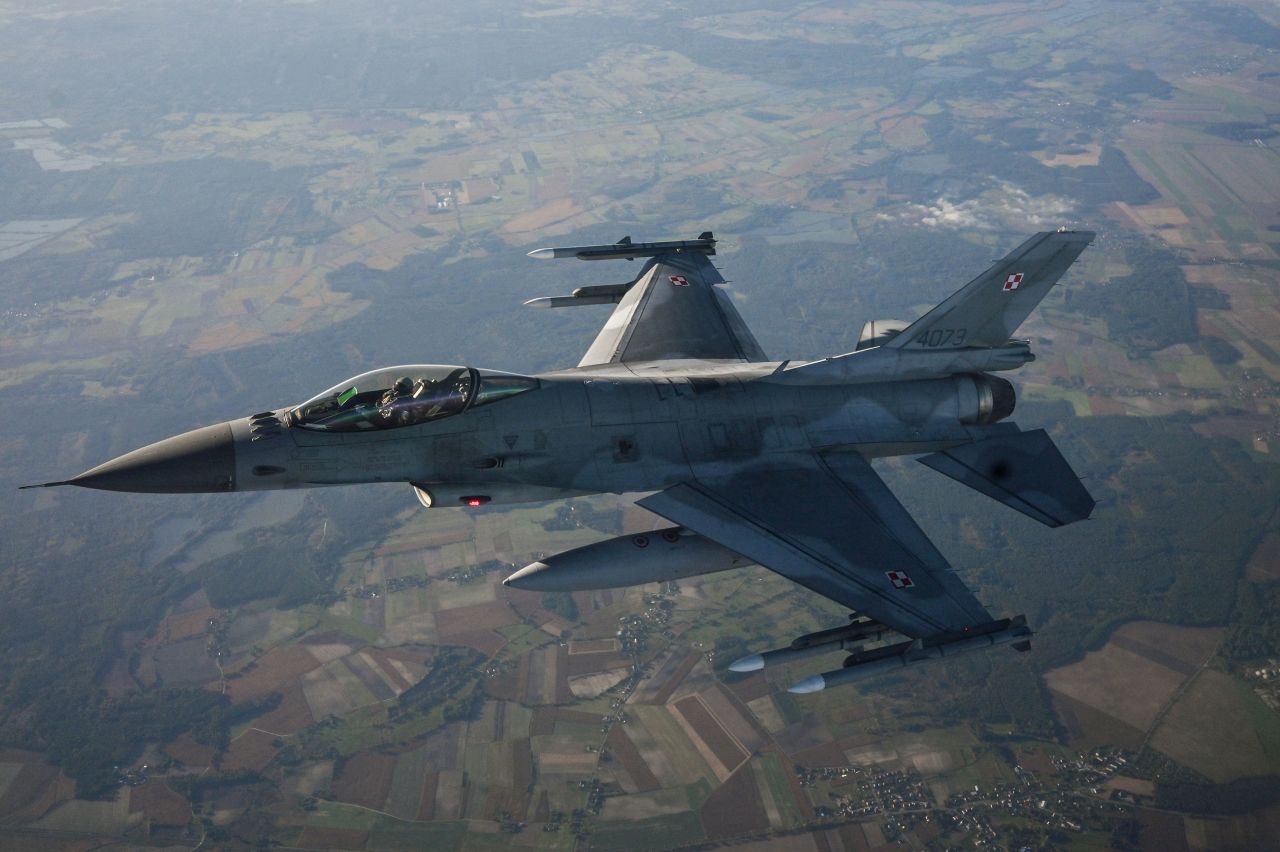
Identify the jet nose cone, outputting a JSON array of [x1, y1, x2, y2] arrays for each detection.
[[502, 561, 550, 590], [71, 423, 236, 493]]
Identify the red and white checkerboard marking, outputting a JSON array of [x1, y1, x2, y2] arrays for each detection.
[[1002, 272, 1024, 292], [669, 275, 690, 287], [886, 570, 914, 589]]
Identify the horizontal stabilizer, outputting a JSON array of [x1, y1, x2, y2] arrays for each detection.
[[919, 429, 1094, 527]]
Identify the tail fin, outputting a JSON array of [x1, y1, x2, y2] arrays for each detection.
[[887, 230, 1094, 351]]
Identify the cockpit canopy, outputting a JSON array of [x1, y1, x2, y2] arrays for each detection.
[[291, 365, 537, 432]]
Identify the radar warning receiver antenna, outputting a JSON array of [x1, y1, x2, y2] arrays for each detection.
[[528, 231, 715, 261]]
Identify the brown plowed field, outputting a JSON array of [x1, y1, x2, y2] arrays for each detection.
[[221, 729, 281, 773], [565, 649, 626, 676], [144, 606, 219, 647], [725, 671, 771, 703], [529, 707, 556, 736], [164, 733, 216, 768], [365, 649, 412, 692], [435, 601, 517, 635], [635, 651, 700, 705], [223, 645, 324, 704], [700, 763, 769, 840], [674, 696, 748, 773], [606, 726, 660, 792], [128, 778, 191, 826], [532, 790, 550, 823], [1051, 691, 1145, 749], [446, 629, 508, 656], [483, 785, 530, 822], [556, 708, 603, 725], [0, 760, 66, 824], [250, 683, 315, 735], [511, 738, 534, 792], [793, 734, 881, 769], [485, 661, 523, 703], [702, 686, 768, 754], [300, 629, 366, 647], [332, 751, 396, 810], [568, 638, 617, 654], [416, 772, 438, 821], [296, 826, 368, 850]]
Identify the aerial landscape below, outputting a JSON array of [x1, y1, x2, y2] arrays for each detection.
[[1, 1, 1279, 850]]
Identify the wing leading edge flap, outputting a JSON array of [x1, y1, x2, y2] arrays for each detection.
[[918, 429, 1095, 527], [637, 453, 993, 639]]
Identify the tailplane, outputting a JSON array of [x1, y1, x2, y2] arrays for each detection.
[[919, 428, 1095, 527]]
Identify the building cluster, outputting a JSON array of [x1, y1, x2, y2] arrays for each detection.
[[942, 749, 1135, 841], [114, 763, 150, 787], [576, 778, 614, 816], [1246, 659, 1280, 712], [615, 592, 677, 655], [494, 809, 524, 834], [797, 747, 1143, 846], [205, 616, 229, 661], [802, 765, 934, 818], [1049, 747, 1130, 787], [444, 559, 512, 585]]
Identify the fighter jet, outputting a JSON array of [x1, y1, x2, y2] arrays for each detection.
[[27, 230, 1097, 693]]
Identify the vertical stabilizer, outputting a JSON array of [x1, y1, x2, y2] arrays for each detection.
[[887, 230, 1094, 350]]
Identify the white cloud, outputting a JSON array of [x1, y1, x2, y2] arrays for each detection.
[[881, 180, 1076, 231]]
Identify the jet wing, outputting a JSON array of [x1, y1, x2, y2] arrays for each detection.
[[578, 253, 766, 367], [636, 452, 993, 638]]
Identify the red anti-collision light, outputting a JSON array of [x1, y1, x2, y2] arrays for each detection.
[[461, 495, 490, 507]]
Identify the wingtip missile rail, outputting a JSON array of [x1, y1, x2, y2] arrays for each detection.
[[528, 232, 715, 261], [787, 616, 1032, 694]]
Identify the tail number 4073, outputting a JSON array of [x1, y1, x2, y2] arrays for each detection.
[[913, 328, 966, 348]]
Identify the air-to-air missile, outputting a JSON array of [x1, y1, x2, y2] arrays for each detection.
[[527, 232, 716, 261], [503, 527, 751, 591], [728, 618, 894, 673], [786, 616, 1032, 694]]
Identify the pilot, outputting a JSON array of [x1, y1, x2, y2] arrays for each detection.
[[377, 376, 415, 423], [400, 378, 441, 423]]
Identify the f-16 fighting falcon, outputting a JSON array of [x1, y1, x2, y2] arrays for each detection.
[[27, 230, 1096, 693]]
